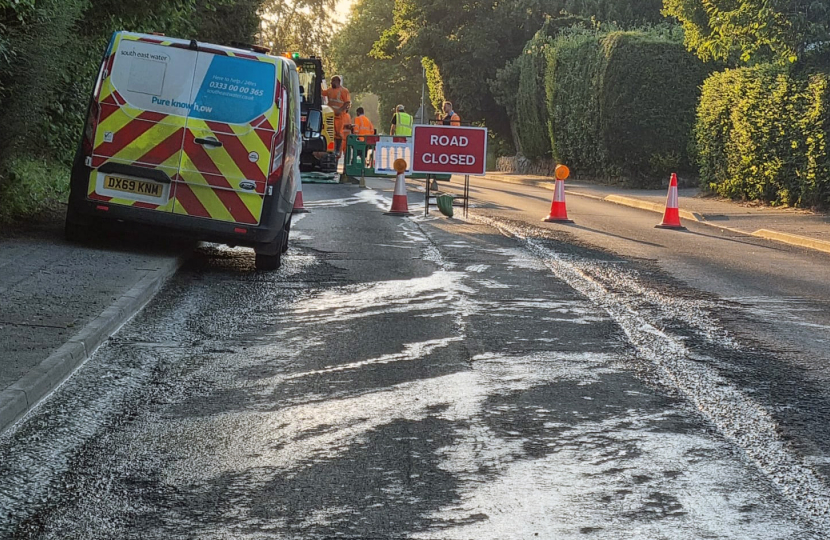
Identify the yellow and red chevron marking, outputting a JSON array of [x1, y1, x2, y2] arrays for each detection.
[[185, 119, 274, 185], [88, 105, 185, 215], [173, 119, 277, 225], [94, 109, 186, 159], [88, 106, 278, 225], [172, 174, 262, 224]]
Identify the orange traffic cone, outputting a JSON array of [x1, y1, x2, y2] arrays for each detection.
[[384, 169, 412, 216], [542, 178, 573, 223], [655, 173, 684, 229], [293, 173, 310, 214]]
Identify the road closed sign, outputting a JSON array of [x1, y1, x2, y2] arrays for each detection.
[[411, 125, 488, 176]]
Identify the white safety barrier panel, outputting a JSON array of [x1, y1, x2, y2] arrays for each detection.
[[374, 136, 413, 175]]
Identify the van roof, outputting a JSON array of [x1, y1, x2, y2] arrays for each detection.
[[114, 31, 287, 64]]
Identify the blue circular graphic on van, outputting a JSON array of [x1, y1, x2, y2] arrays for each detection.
[[191, 55, 275, 125]]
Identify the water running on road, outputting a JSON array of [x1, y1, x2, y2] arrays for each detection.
[[0, 186, 825, 538]]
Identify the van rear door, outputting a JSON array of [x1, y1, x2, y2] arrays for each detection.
[[88, 34, 196, 212], [175, 50, 278, 225]]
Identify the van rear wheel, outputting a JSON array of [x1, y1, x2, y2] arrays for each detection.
[[255, 252, 281, 271], [281, 217, 291, 254], [255, 234, 282, 271]]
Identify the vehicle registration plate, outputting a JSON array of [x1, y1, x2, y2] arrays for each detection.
[[104, 175, 164, 198]]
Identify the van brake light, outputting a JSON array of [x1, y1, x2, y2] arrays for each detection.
[[83, 101, 101, 156]]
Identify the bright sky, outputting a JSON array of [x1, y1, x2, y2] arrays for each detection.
[[334, 0, 354, 25]]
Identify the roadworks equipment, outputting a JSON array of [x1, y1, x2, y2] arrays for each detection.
[[656, 173, 685, 229], [543, 176, 573, 223], [293, 173, 310, 214], [436, 194, 454, 217], [385, 159, 412, 216]]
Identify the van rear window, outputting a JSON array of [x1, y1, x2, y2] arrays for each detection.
[[128, 58, 167, 96], [110, 41, 198, 118], [190, 54, 276, 125]]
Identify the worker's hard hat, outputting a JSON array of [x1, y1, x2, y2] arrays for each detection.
[[396, 104, 405, 111]]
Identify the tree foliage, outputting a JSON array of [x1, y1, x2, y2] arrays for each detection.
[[696, 65, 830, 207], [261, 0, 336, 56], [329, 0, 424, 128], [380, 0, 549, 137], [374, 0, 665, 139], [663, 0, 830, 65]]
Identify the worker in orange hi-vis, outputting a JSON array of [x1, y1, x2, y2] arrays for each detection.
[[339, 111, 352, 156], [352, 107, 375, 139], [352, 106, 376, 167], [322, 75, 351, 159]]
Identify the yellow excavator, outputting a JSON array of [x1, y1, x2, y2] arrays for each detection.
[[290, 55, 337, 172]]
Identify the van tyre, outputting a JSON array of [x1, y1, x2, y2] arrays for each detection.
[[255, 252, 281, 271], [281, 217, 291, 254], [255, 234, 282, 271]]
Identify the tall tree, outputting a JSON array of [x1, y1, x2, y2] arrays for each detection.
[[377, 0, 552, 136], [194, 0, 264, 46], [329, 0, 424, 125]]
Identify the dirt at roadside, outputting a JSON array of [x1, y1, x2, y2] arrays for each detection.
[[0, 203, 66, 240]]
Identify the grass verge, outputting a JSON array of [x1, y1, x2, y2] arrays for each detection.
[[0, 156, 70, 226]]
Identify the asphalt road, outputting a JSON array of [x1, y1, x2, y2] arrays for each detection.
[[433, 175, 830, 477], [1, 181, 829, 538]]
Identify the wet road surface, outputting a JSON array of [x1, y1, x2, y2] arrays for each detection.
[[1, 182, 829, 538], [436, 175, 830, 489]]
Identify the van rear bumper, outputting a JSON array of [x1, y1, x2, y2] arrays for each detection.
[[70, 198, 285, 247]]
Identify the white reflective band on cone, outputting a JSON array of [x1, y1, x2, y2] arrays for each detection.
[[394, 173, 407, 196], [554, 179, 565, 201], [667, 186, 678, 208]]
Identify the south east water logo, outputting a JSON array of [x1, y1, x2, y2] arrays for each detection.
[[120, 49, 170, 63]]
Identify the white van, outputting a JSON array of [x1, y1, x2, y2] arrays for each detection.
[[66, 31, 302, 270]]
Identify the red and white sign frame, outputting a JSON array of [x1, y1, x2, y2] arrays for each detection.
[[411, 125, 488, 176]]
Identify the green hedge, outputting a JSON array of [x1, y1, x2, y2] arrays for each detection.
[[696, 65, 830, 207], [544, 30, 707, 184], [599, 32, 708, 178], [514, 17, 587, 160], [515, 35, 552, 159], [545, 32, 606, 173], [0, 157, 70, 223]]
